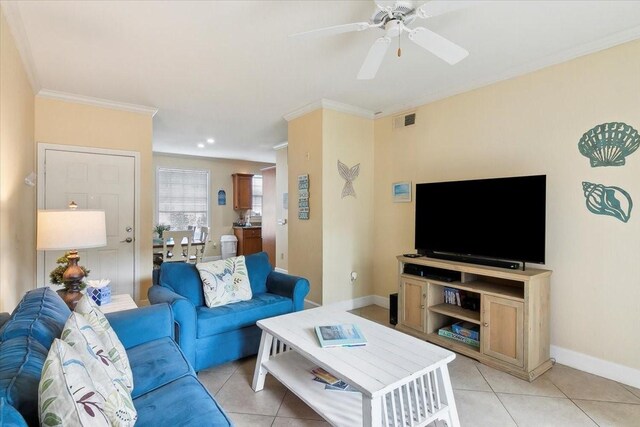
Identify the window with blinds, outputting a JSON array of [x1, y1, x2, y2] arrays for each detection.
[[157, 168, 209, 230], [252, 175, 263, 217]]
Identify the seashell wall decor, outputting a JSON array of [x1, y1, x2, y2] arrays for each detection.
[[582, 181, 633, 223], [578, 122, 639, 167]]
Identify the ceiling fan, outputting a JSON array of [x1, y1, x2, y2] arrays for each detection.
[[290, 0, 470, 79]]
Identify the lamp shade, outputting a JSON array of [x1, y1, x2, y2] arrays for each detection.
[[37, 209, 107, 250]]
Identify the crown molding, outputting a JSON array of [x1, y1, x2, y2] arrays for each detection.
[[273, 142, 288, 150], [377, 24, 640, 118], [37, 89, 158, 116], [284, 98, 375, 122], [1, 2, 41, 93]]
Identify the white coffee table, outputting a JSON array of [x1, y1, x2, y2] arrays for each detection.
[[252, 306, 460, 427]]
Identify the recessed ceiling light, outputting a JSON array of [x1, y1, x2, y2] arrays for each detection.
[[207, 138, 215, 144], [197, 143, 205, 148]]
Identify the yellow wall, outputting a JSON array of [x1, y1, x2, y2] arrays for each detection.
[[373, 39, 640, 370], [288, 110, 323, 304], [152, 153, 273, 256], [0, 10, 36, 312], [275, 146, 288, 270], [322, 110, 374, 304], [35, 97, 154, 301]]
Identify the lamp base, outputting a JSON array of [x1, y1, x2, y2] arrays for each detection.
[[57, 285, 83, 311]]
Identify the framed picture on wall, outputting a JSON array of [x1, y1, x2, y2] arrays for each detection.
[[392, 181, 412, 203]]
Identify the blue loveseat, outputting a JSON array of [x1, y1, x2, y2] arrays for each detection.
[[149, 252, 310, 372], [0, 288, 232, 426]]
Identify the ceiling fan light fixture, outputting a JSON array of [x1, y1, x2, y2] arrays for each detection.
[[207, 138, 215, 144]]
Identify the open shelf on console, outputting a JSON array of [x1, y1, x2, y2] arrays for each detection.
[[425, 278, 524, 301], [427, 333, 480, 354], [429, 303, 480, 324]]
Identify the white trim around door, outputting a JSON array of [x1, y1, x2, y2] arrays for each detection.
[[37, 143, 142, 302]]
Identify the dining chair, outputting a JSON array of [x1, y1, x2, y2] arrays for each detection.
[[190, 226, 209, 263], [162, 230, 193, 263]]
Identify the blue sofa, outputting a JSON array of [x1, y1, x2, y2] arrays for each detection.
[[149, 252, 310, 372], [0, 288, 232, 426]]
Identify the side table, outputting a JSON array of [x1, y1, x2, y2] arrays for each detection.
[[98, 294, 138, 314]]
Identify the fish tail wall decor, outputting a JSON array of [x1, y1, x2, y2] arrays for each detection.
[[578, 122, 639, 167], [582, 181, 633, 223], [337, 160, 360, 198]]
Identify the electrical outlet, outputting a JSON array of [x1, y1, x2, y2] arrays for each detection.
[[213, 242, 217, 248]]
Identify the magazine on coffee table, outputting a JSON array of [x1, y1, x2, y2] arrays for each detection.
[[314, 323, 367, 348]]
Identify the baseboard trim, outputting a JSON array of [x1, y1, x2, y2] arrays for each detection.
[[304, 299, 321, 310], [551, 345, 640, 389], [372, 295, 390, 309], [325, 295, 378, 311], [275, 267, 288, 274]]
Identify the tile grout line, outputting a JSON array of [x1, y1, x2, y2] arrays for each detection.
[[569, 399, 602, 427], [475, 364, 520, 426]]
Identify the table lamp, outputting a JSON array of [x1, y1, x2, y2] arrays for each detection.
[[37, 203, 107, 310]]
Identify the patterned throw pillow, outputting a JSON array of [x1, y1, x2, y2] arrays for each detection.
[[197, 256, 252, 307], [75, 295, 133, 390], [62, 313, 132, 393], [38, 339, 137, 427]]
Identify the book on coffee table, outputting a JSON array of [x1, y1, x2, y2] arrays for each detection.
[[314, 324, 367, 348]]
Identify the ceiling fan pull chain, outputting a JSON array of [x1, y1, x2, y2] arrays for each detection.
[[397, 33, 402, 57]]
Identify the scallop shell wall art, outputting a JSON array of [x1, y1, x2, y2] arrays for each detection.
[[582, 181, 633, 223], [578, 122, 639, 167]]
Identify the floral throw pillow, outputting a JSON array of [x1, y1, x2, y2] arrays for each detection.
[[38, 339, 137, 427], [62, 313, 132, 394], [75, 295, 133, 390], [197, 255, 252, 307]]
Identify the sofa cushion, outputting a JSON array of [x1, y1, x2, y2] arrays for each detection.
[[196, 293, 293, 338], [127, 337, 194, 399], [0, 288, 70, 348], [198, 256, 252, 308], [244, 252, 272, 294], [0, 397, 27, 426], [0, 337, 49, 426], [38, 339, 136, 427], [160, 262, 206, 307], [133, 375, 231, 426]]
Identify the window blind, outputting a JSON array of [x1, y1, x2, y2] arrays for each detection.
[[157, 168, 209, 230]]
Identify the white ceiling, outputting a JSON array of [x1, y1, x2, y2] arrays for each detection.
[[6, 1, 640, 163]]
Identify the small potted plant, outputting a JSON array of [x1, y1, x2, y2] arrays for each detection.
[[154, 223, 171, 238], [49, 252, 90, 290]]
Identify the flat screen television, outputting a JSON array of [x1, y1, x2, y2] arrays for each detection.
[[415, 175, 546, 264]]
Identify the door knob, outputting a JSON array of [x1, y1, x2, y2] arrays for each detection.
[[126, 226, 133, 232], [121, 237, 133, 243]]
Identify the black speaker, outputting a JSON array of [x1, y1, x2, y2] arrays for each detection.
[[389, 293, 398, 325]]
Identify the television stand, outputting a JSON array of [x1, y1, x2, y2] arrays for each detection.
[[396, 255, 552, 381], [425, 252, 520, 270]]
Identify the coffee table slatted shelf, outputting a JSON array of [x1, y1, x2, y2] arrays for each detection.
[[252, 307, 460, 427]]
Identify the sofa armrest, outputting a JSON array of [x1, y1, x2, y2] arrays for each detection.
[[148, 285, 197, 367], [266, 271, 310, 311], [105, 304, 173, 350]]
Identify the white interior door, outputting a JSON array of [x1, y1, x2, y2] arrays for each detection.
[[41, 148, 136, 297]]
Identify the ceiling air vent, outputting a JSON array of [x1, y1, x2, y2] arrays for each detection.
[[393, 112, 416, 129]]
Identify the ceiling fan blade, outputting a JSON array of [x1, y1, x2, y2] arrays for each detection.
[[289, 22, 371, 39], [408, 27, 468, 64], [416, 1, 472, 19], [357, 37, 391, 80]]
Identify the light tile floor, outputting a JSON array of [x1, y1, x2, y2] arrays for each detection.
[[197, 305, 640, 426]]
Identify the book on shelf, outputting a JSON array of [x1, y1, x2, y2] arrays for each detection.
[[438, 326, 480, 347], [310, 367, 339, 385], [452, 321, 480, 341], [314, 324, 367, 348], [311, 368, 359, 393]]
